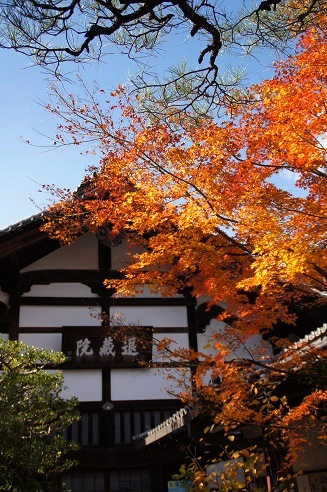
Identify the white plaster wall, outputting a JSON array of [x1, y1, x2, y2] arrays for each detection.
[[21, 233, 98, 272], [0, 290, 9, 307], [196, 297, 228, 310], [152, 333, 189, 362], [294, 448, 327, 473], [197, 320, 227, 355], [61, 370, 102, 401], [19, 333, 62, 352], [110, 368, 191, 400], [196, 320, 274, 387], [0, 334, 9, 341], [111, 240, 144, 271], [114, 284, 184, 299], [109, 306, 188, 328], [19, 306, 102, 327], [197, 319, 273, 360], [22, 283, 99, 298], [293, 427, 327, 472], [111, 240, 129, 271]]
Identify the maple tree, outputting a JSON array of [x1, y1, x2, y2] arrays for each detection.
[[167, 326, 327, 491], [43, 8, 327, 333], [40, 8, 327, 490]]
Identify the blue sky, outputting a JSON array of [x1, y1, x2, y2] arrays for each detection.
[[0, 49, 136, 229], [0, 30, 201, 230], [0, 50, 82, 228], [0, 12, 296, 231]]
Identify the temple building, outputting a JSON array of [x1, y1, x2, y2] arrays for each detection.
[[0, 214, 326, 492]]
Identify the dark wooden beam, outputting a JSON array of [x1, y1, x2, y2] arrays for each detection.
[[19, 296, 191, 306]]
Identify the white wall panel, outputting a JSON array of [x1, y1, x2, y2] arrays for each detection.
[[111, 240, 144, 271], [19, 333, 62, 352], [19, 306, 102, 327], [197, 320, 226, 356], [114, 285, 184, 299], [109, 306, 188, 328], [22, 283, 99, 298], [0, 334, 9, 341], [111, 368, 191, 400], [0, 290, 9, 307], [197, 319, 273, 359], [196, 297, 228, 310], [21, 233, 98, 272], [293, 428, 327, 471], [61, 370, 102, 401], [152, 333, 189, 362]]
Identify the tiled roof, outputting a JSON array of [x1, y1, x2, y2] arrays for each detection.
[[132, 407, 190, 444], [280, 323, 327, 364], [291, 323, 327, 350], [0, 213, 44, 238]]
